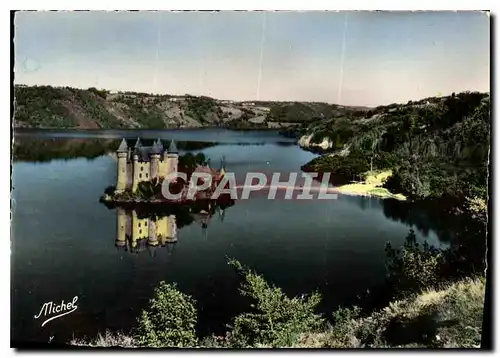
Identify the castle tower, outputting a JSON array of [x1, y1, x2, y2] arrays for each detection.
[[148, 219, 158, 246], [150, 141, 161, 180], [130, 210, 139, 250], [130, 210, 150, 249], [156, 138, 164, 155], [167, 215, 178, 241], [220, 156, 226, 177], [116, 138, 128, 192], [167, 140, 179, 174], [132, 138, 142, 192], [116, 207, 127, 247]]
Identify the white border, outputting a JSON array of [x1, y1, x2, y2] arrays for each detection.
[[2, 1, 497, 357], [4, 1, 498, 11]]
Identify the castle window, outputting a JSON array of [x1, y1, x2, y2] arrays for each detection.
[[141, 166, 144, 172], [139, 173, 142, 179], [146, 173, 149, 178], [139, 229, 142, 235], [138, 222, 141, 227]]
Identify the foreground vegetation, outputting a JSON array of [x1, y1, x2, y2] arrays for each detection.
[[70, 258, 485, 349]]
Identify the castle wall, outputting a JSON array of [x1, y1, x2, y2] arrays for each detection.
[[131, 210, 149, 242], [117, 211, 178, 249], [158, 161, 170, 179], [116, 153, 128, 191], [168, 215, 177, 239], [117, 208, 127, 244], [137, 161, 151, 182], [126, 163, 133, 186], [118, 150, 178, 192], [150, 155, 160, 179], [167, 156, 178, 175], [156, 216, 168, 239]]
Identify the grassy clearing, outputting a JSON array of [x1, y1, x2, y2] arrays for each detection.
[[336, 170, 407, 200]]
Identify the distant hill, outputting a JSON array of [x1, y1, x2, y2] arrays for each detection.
[[12, 85, 369, 130]]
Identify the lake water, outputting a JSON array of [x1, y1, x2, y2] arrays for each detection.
[[11, 129, 443, 344]]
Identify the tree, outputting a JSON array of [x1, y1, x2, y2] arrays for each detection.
[[136, 282, 198, 347]]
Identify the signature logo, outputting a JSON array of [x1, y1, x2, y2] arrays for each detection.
[[34, 296, 78, 327]]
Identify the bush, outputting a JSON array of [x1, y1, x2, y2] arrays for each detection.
[[226, 260, 325, 348], [385, 230, 443, 295], [321, 306, 362, 348], [136, 282, 198, 347]]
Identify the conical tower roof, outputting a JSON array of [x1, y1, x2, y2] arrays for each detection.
[[168, 140, 178, 153], [133, 137, 143, 156], [117, 138, 128, 152], [150, 141, 161, 155], [219, 156, 226, 176], [156, 138, 164, 152]]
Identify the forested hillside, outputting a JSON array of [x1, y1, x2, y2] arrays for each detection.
[[301, 91, 490, 202], [13, 85, 366, 130]]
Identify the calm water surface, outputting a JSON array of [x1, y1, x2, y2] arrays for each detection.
[[11, 129, 443, 344]]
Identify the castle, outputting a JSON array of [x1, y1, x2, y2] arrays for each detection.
[[116, 208, 178, 254], [115, 205, 227, 255], [116, 138, 179, 192]]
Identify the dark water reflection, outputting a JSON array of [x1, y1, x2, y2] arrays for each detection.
[[11, 129, 447, 344]]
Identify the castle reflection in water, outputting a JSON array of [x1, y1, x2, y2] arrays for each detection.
[[115, 204, 227, 256]]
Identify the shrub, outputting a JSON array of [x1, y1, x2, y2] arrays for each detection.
[[136, 282, 198, 347], [385, 230, 443, 295], [226, 259, 325, 348], [321, 306, 362, 348]]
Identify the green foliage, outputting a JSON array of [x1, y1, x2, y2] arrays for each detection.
[[184, 96, 218, 123], [87, 87, 108, 99], [178, 152, 208, 181], [432, 278, 485, 347], [136, 282, 198, 348], [302, 152, 370, 185], [72, 88, 124, 128], [119, 95, 167, 129], [266, 102, 361, 124], [323, 306, 362, 347], [302, 91, 490, 201], [350, 278, 485, 348], [14, 84, 371, 130], [226, 259, 325, 348], [385, 230, 443, 295], [14, 85, 77, 127], [135, 178, 163, 199]]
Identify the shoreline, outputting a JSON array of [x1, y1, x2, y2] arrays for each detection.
[[335, 186, 407, 201], [328, 170, 407, 201]]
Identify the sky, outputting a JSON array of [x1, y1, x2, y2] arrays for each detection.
[[14, 11, 490, 106]]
